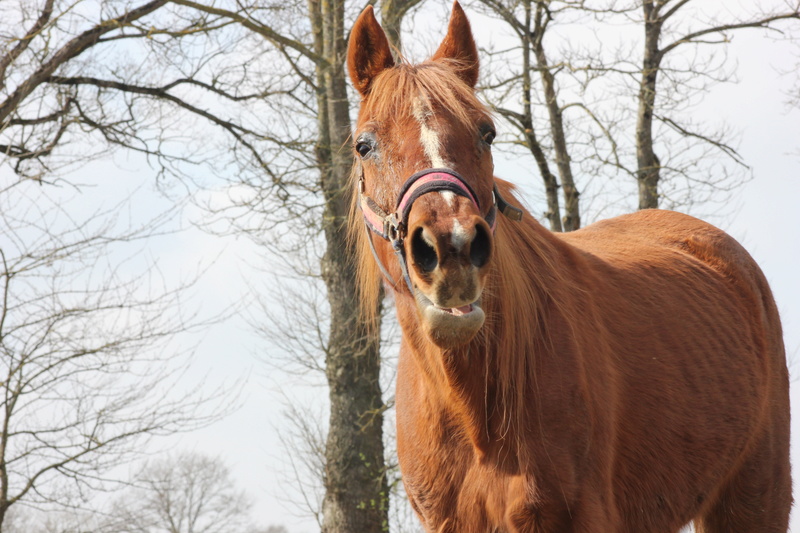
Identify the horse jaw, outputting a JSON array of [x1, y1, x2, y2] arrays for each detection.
[[414, 289, 485, 349]]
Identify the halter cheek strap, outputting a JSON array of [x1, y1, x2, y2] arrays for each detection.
[[359, 167, 523, 293]]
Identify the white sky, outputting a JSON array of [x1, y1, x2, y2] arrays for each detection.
[[1, 2, 798, 533]]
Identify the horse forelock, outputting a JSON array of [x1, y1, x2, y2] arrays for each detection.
[[358, 60, 490, 142]]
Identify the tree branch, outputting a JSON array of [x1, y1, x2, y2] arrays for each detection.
[[47, 75, 286, 184], [169, 0, 328, 66], [660, 10, 800, 58], [655, 113, 747, 166], [0, 0, 170, 125], [0, 0, 56, 92], [658, 0, 692, 22]]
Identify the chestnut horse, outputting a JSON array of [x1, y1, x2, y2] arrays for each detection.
[[346, 3, 791, 532]]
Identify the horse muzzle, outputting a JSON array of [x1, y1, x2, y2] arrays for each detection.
[[414, 286, 486, 349], [406, 214, 492, 348]]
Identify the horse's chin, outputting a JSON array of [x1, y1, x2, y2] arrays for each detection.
[[415, 290, 485, 349]]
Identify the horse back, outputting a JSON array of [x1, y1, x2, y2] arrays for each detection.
[[560, 208, 784, 359]]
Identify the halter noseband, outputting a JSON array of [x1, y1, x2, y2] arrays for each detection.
[[358, 167, 523, 292]]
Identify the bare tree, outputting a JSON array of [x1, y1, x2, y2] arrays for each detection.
[[474, 0, 800, 220], [250, 527, 289, 533], [2, 506, 105, 533], [473, 0, 638, 230], [476, 0, 590, 231], [102, 452, 252, 533], [3, 1, 392, 531], [144, 2, 399, 531], [528, 0, 582, 230], [0, 453, 272, 533], [307, 3, 388, 531], [633, 0, 800, 209], [0, 183, 224, 531]]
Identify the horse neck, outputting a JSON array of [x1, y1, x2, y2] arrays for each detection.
[[395, 214, 569, 462]]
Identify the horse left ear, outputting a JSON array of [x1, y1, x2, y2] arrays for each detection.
[[431, 1, 479, 88], [348, 6, 395, 98]]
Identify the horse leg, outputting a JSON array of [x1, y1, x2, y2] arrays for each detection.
[[695, 432, 791, 533]]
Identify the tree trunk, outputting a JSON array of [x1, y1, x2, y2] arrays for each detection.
[[380, 0, 423, 55], [314, 1, 388, 532], [636, 1, 662, 210], [532, 2, 580, 231], [522, 0, 562, 232]]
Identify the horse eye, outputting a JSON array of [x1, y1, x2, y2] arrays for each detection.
[[481, 127, 496, 146], [356, 142, 373, 158], [355, 132, 377, 159]]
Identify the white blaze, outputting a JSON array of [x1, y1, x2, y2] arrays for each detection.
[[439, 191, 456, 209], [413, 95, 446, 168], [414, 94, 460, 216], [451, 219, 472, 251]]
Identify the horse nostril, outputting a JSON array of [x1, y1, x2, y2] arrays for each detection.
[[469, 224, 491, 268], [411, 227, 438, 273]]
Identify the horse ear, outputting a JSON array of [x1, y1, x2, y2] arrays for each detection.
[[348, 6, 395, 98], [431, 1, 479, 88]]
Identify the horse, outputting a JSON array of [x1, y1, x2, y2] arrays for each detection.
[[345, 3, 791, 532]]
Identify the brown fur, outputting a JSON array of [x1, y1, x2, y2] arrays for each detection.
[[347, 3, 791, 532]]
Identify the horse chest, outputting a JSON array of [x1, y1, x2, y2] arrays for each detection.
[[398, 425, 521, 531], [396, 382, 530, 531]]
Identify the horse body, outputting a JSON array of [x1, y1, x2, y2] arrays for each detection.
[[347, 4, 790, 532], [395, 205, 789, 532]]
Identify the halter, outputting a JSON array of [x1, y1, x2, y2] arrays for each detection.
[[358, 167, 523, 293]]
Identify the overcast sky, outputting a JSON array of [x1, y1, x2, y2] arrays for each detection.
[[1, 2, 797, 532]]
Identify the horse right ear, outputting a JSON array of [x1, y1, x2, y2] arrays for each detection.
[[348, 6, 395, 98], [431, 1, 479, 88]]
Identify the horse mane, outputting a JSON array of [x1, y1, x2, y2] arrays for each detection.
[[348, 168, 384, 330], [476, 181, 578, 460]]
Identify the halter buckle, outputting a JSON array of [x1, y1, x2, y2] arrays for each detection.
[[385, 213, 403, 244]]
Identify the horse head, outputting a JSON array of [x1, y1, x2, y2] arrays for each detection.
[[348, 2, 506, 349]]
